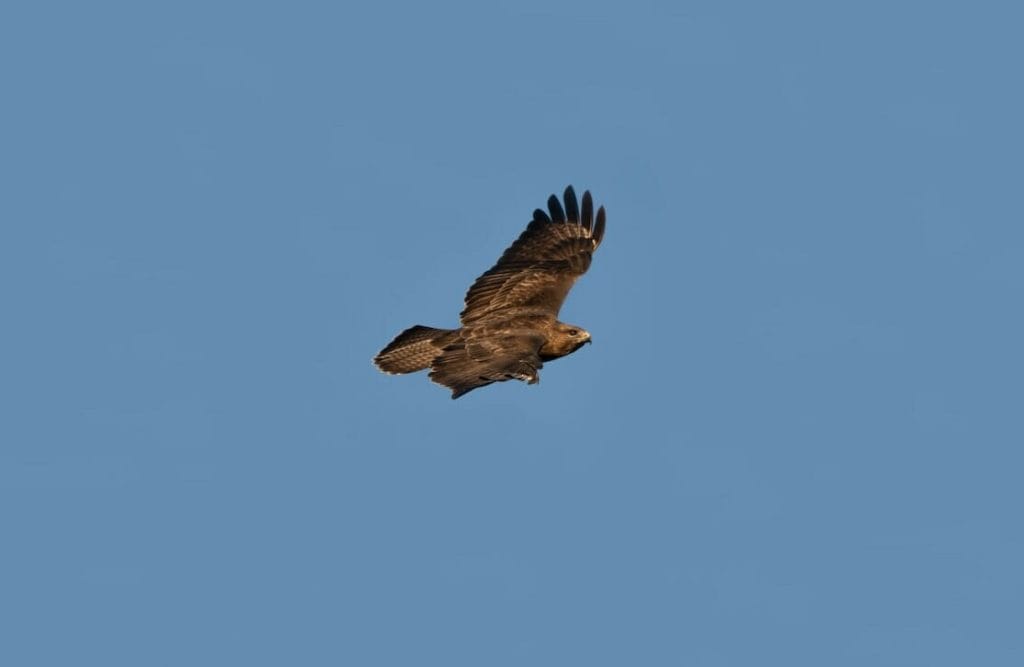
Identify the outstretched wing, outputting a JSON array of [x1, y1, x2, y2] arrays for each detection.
[[460, 186, 606, 326], [429, 330, 546, 399]]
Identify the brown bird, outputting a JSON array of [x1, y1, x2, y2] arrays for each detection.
[[374, 185, 606, 398]]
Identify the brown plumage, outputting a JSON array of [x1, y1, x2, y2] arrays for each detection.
[[374, 185, 606, 399]]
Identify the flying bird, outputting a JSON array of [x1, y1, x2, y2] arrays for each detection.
[[374, 185, 606, 398]]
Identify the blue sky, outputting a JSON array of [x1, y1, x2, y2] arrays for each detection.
[[2, 1, 1022, 665]]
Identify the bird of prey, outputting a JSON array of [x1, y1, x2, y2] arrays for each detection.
[[374, 185, 606, 399]]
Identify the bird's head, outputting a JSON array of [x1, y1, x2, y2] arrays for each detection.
[[541, 321, 592, 359]]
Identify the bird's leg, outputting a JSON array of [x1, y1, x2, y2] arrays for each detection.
[[511, 359, 540, 385]]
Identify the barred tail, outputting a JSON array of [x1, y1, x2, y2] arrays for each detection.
[[373, 325, 454, 374]]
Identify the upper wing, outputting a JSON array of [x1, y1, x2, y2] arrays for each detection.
[[460, 186, 606, 325]]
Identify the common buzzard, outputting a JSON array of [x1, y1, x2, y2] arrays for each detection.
[[374, 185, 606, 398]]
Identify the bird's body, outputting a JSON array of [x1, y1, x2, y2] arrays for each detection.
[[374, 186, 606, 398]]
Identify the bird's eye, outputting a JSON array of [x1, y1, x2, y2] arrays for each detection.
[[569, 329, 578, 336]]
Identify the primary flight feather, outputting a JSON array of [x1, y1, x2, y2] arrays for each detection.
[[374, 185, 606, 398]]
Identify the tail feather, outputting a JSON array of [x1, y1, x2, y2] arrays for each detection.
[[374, 325, 453, 374]]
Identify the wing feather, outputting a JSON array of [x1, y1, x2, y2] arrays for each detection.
[[581, 190, 593, 230], [547, 194, 566, 222]]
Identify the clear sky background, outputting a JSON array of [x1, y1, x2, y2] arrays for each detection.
[[2, 1, 1022, 665]]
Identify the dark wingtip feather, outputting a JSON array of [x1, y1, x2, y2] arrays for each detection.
[[547, 194, 566, 223], [533, 208, 551, 224], [563, 186, 579, 223], [593, 206, 606, 245], [581, 191, 593, 230]]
